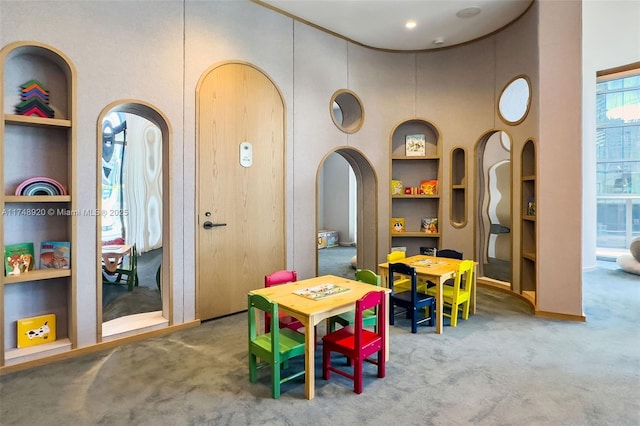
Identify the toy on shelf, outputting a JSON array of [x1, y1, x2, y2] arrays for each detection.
[[14, 80, 54, 118]]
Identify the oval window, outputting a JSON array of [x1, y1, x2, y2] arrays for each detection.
[[498, 76, 531, 125], [330, 90, 364, 133]]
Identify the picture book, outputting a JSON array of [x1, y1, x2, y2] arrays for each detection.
[[527, 198, 536, 216], [421, 217, 438, 234], [391, 179, 403, 195], [17, 313, 56, 348], [4, 242, 35, 276], [40, 241, 71, 269], [420, 179, 438, 195], [405, 134, 426, 156], [420, 247, 438, 256], [391, 217, 405, 233], [294, 283, 351, 300]]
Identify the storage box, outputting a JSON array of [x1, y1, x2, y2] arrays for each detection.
[[317, 230, 339, 249], [17, 314, 56, 348]]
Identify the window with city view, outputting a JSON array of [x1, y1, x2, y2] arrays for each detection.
[[596, 71, 640, 250]]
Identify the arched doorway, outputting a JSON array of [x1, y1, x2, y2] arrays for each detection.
[[97, 101, 171, 341], [316, 148, 378, 276]]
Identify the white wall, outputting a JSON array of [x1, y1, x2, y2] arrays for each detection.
[[582, 0, 640, 271]]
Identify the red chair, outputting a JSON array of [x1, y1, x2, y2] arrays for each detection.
[[264, 270, 304, 333], [322, 290, 387, 394]]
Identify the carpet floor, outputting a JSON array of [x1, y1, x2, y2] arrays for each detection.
[[1, 261, 638, 425]]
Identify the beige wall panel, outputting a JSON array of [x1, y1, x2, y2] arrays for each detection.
[[184, 1, 294, 270], [1, 1, 185, 344], [416, 39, 495, 260], [292, 23, 349, 278], [346, 46, 416, 262], [538, 0, 583, 316], [494, 4, 540, 292]]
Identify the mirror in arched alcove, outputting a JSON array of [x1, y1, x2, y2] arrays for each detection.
[[476, 131, 512, 285], [498, 76, 531, 125], [99, 108, 165, 336], [317, 152, 357, 278]]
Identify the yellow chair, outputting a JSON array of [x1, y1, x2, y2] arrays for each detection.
[[387, 251, 411, 291], [426, 259, 475, 327], [387, 251, 427, 292]]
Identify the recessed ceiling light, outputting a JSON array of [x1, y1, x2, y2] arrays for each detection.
[[405, 20, 417, 29], [456, 7, 481, 18]]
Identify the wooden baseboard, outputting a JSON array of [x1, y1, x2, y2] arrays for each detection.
[[0, 320, 201, 376], [534, 310, 586, 322]]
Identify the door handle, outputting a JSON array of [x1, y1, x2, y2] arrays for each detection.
[[203, 221, 227, 229]]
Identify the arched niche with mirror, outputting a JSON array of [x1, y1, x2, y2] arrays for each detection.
[[97, 101, 170, 341], [498, 75, 531, 125], [330, 89, 364, 134], [475, 131, 513, 287]]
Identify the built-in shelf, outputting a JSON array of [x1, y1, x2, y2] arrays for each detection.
[[390, 119, 441, 255], [4, 114, 71, 128], [520, 140, 537, 307], [3, 195, 71, 203], [450, 147, 467, 228], [4, 338, 72, 365], [3, 269, 72, 285], [1, 41, 77, 368]]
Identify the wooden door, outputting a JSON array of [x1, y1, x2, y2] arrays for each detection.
[[196, 63, 285, 320]]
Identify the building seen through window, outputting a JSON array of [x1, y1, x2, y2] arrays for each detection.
[[596, 72, 640, 250]]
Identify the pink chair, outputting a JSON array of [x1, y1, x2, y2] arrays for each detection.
[[264, 270, 304, 333], [322, 290, 387, 394]]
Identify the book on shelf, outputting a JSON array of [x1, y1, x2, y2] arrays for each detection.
[[17, 313, 56, 348], [420, 179, 438, 195], [390, 179, 403, 195], [4, 242, 35, 276], [391, 217, 405, 233], [40, 241, 71, 269], [421, 217, 438, 234], [405, 134, 426, 156], [527, 198, 536, 216], [420, 247, 438, 256]]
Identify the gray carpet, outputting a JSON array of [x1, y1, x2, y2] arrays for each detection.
[[1, 262, 639, 425], [318, 246, 356, 279], [102, 248, 162, 322]]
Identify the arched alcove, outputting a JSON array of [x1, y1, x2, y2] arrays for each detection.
[[316, 147, 378, 275], [97, 100, 171, 341], [475, 130, 513, 288]]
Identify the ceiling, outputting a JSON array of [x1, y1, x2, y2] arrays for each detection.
[[257, 0, 534, 51]]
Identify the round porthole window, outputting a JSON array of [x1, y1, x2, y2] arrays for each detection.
[[330, 89, 364, 133], [498, 76, 531, 125]]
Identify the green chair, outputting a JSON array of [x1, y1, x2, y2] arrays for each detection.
[[248, 293, 306, 399], [328, 269, 381, 333], [102, 244, 138, 292]]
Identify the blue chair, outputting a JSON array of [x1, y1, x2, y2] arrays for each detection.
[[389, 263, 435, 333]]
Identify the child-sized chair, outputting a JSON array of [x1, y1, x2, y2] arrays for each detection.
[[327, 269, 381, 333], [426, 259, 475, 327], [248, 294, 306, 399], [322, 290, 386, 394], [264, 270, 304, 334]]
